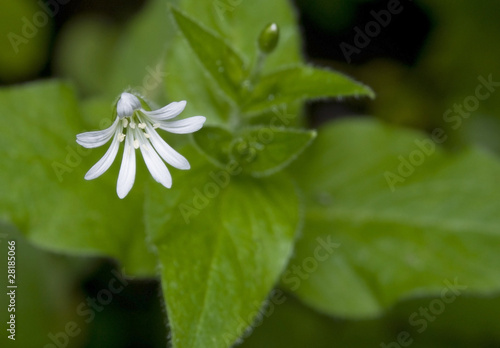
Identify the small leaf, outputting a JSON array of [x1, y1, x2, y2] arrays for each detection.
[[243, 65, 375, 114], [285, 118, 500, 318], [230, 127, 317, 177], [164, 32, 232, 126], [145, 146, 300, 348], [170, 7, 247, 102], [192, 125, 233, 168]]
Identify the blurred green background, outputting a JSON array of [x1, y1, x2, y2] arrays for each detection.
[[1, 0, 500, 347]]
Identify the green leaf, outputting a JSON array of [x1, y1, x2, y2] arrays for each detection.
[[192, 125, 233, 168], [55, 0, 179, 100], [230, 127, 317, 177], [165, 0, 303, 125], [54, 16, 119, 95], [418, 0, 500, 118], [285, 118, 500, 318], [0, 0, 52, 82], [0, 81, 156, 277], [174, 0, 302, 73], [192, 126, 317, 177], [164, 33, 232, 126], [0, 224, 90, 347], [170, 7, 247, 103], [241, 290, 500, 348], [145, 146, 300, 348], [105, 0, 180, 100], [243, 65, 375, 114]]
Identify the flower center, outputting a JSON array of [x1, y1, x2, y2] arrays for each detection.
[[118, 112, 159, 148]]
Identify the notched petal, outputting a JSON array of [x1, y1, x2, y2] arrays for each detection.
[[117, 130, 137, 199], [158, 116, 206, 134], [76, 117, 119, 148], [142, 101, 187, 121], [146, 124, 190, 170], [139, 134, 172, 189]]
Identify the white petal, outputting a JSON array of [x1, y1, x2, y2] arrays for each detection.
[[141, 101, 186, 121], [145, 124, 190, 170], [117, 92, 142, 118], [117, 129, 137, 199], [84, 126, 122, 180], [138, 133, 172, 189], [158, 116, 206, 134], [76, 117, 119, 148]]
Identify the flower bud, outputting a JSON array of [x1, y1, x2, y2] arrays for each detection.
[[258, 23, 280, 54]]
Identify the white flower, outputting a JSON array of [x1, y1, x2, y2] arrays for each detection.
[[76, 92, 206, 199]]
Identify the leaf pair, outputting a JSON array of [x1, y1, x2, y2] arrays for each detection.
[[192, 125, 316, 177], [170, 7, 374, 117]]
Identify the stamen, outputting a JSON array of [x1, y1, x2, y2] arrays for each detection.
[[138, 123, 146, 129], [122, 119, 129, 127], [130, 122, 136, 129], [118, 133, 126, 142], [133, 140, 140, 149], [144, 133, 150, 139], [153, 123, 160, 129]]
